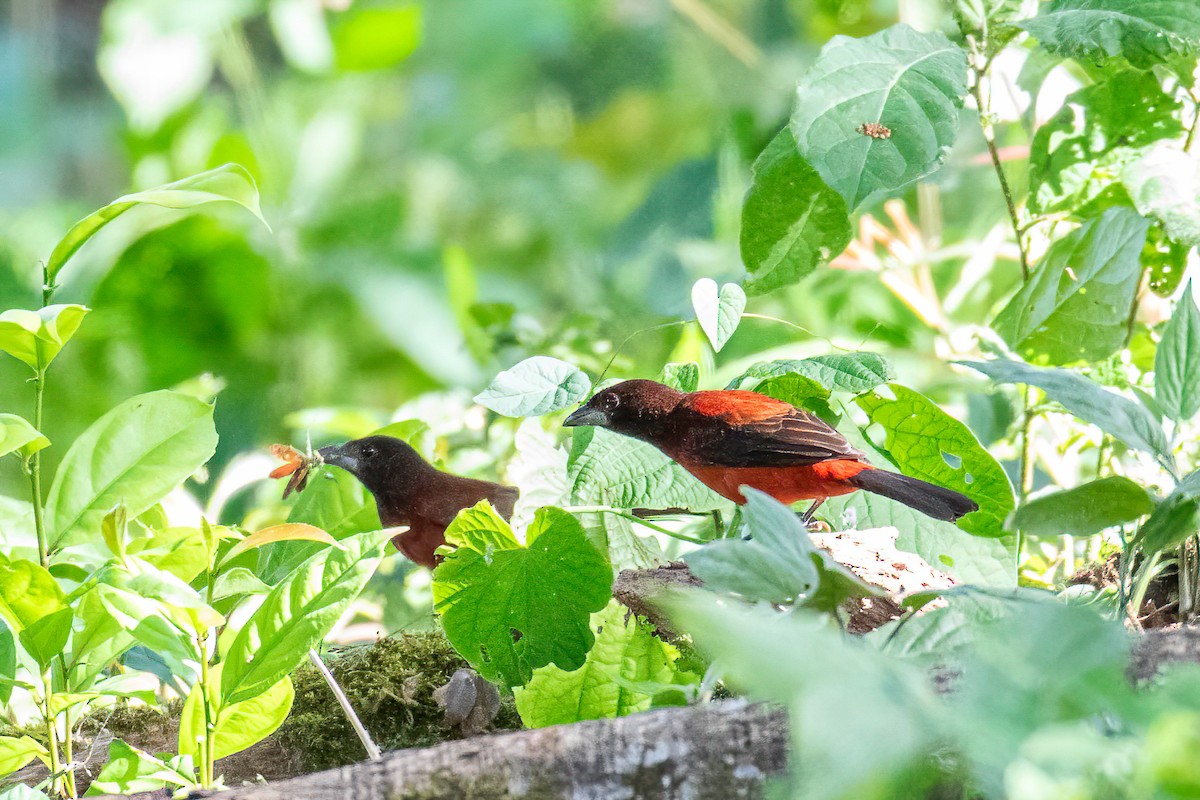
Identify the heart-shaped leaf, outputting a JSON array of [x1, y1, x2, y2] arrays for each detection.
[[692, 279, 746, 353]]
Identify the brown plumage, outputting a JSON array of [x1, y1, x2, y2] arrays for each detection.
[[563, 379, 977, 523], [318, 436, 518, 568]]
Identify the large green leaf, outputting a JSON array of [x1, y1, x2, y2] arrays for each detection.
[[0, 304, 90, 372], [433, 505, 611, 687], [67, 587, 136, 691], [1010, 477, 1155, 537], [1124, 142, 1200, 248], [180, 666, 294, 761], [726, 353, 893, 397], [1155, 282, 1200, 422], [1020, 0, 1200, 70], [687, 489, 879, 612], [87, 739, 196, 796], [992, 207, 1150, 365], [0, 415, 48, 460], [740, 129, 852, 295], [857, 385, 1014, 539], [0, 557, 67, 632], [47, 391, 217, 549], [958, 359, 1174, 472], [0, 735, 49, 778], [691, 279, 745, 353], [475, 356, 591, 418], [791, 24, 968, 209], [1027, 73, 1183, 217], [221, 530, 389, 705], [1137, 470, 1200, 555], [45, 163, 267, 287], [514, 602, 684, 728]]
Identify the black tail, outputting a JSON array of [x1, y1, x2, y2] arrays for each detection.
[[848, 468, 978, 522]]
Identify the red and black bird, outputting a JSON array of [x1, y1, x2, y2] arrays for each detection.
[[318, 436, 518, 568], [563, 380, 977, 523]]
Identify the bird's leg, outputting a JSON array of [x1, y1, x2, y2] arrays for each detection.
[[799, 499, 826, 529]]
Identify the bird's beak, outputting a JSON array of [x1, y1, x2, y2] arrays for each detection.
[[317, 444, 358, 472], [563, 405, 608, 428]]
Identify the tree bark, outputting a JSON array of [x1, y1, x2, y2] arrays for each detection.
[[93, 700, 788, 800]]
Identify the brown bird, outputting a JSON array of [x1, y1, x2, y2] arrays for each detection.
[[318, 435, 519, 568], [563, 380, 977, 524]]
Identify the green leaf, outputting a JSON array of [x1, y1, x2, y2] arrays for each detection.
[[514, 602, 685, 727], [0, 619, 14, 705], [692, 279, 745, 353], [475, 356, 592, 418], [66, 588, 135, 691], [180, 666, 293, 761], [659, 362, 699, 392], [1155, 282, 1200, 422], [1138, 470, 1200, 554], [953, 0, 1037, 53], [992, 207, 1150, 365], [0, 735, 49, 777], [46, 390, 217, 549], [1010, 477, 1155, 537], [20, 608, 73, 670], [101, 503, 128, 559], [958, 359, 1174, 472], [433, 506, 611, 687], [0, 305, 89, 372], [211, 566, 273, 601], [46, 163, 267, 287], [86, 739, 196, 796], [687, 489, 879, 611], [857, 385, 1014, 538], [727, 353, 894, 398], [1124, 142, 1200, 248], [791, 24, 968, 209], [0, 558, 68, 655], [220, 530, 389, 705], [125, 526, 209, 584], [0, 783, 51, 800], [443, 501, 521, 552], [1027, 73, 1183, 217], [1020, 0, 1200, 70], [0, 414, 48, 460], [739, 128, 853, 296], [332, 3, 422, 72]]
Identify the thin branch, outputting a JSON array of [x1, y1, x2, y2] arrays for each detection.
[[308, 649, 381, 762]]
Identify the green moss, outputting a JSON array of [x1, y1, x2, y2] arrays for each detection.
[[277, 630, 522, 771]]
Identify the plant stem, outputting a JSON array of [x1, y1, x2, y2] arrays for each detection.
[[1018, 385, 1036, 503], [969, 74, 1028, 282], [307, 649, 381, 761], [198, 639, 215, 787], [29, 368, 48, 568], [563, 506, 708, 545], [60, 703, 76, 798], [41, 670, 61, 797], [1128, 550, 1162, 628]]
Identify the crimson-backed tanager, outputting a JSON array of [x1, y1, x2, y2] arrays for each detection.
[[316, 435, 518, 568], [563, 380, 978, 523]]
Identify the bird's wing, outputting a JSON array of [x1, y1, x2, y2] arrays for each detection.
[[679, 391, 865, 467], [413, 474, 520, 528]]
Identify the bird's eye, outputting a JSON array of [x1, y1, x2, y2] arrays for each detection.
[[361, 445, 378, 459], [601, 393, 620, 411]]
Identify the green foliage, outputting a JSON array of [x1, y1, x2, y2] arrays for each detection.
[[857, 384, 1015, 538], [1126, 143, 1200, 248], [433, 504, 611, 688], [47, 391, 218, 549], [0, 305, 89, 372], [474, 356, 592, 418], [686, 489, 878, 611], [791, 24, 968, 208], [960, 359, 1175, 472], [992, 207, 1150, 364], [0, 415, 47, 461], [1155, 282, 1200, 422], [86, 739, 196, 796], [739, 129, 853, 296], [514, 602, 690, 728], [1010, 476, 1155, 537], [1020, 0, 1200, 69]]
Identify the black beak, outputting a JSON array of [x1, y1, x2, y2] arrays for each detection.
[[563, 406, 609, 428], [317, 444, 358, 472]]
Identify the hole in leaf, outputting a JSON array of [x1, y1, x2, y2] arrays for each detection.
[[941, 451, 962, 470], [479, 644, 491, 662], [510, 628, 523, 643], [964, 473, 975, 485]]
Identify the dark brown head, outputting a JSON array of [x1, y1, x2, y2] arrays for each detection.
[[317, 435, 432, 500], [562, 380, 685, 441]]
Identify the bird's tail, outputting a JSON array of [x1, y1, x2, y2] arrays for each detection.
[[848, 468, 978, 522]]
